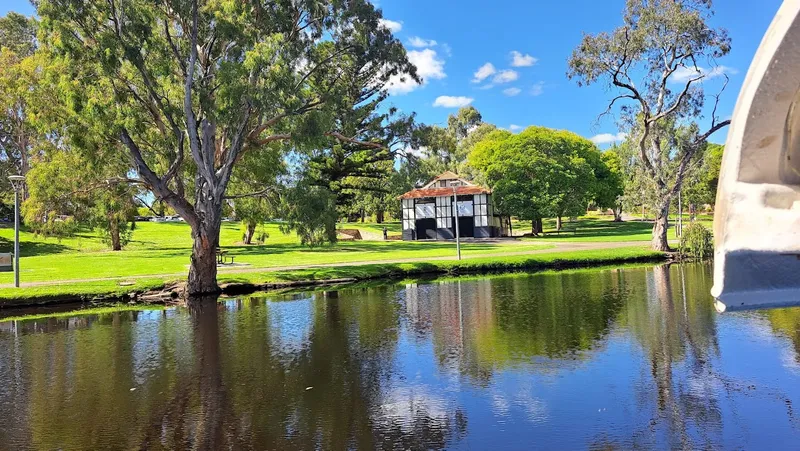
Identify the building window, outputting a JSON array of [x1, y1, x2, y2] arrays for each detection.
[[415, 202, 435, 219], [436, 196, 452, 228], [474, 193, 489, 227], [402, 198, 416, 230], [457, 200, 473, 216]]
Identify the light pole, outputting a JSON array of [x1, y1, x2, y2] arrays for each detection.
[[452, 186, 461, 260], [677, 188, 683, 238], [9, 175, 24, 288]]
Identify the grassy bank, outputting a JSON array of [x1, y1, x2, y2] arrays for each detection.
[[0, 246, 665, 307], [512, 214, 713, 242], [0, 221, 553, 283]]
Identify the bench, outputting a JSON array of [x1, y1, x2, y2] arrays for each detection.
[[547, 223, 579, 236], [216, 248, 236, 265]]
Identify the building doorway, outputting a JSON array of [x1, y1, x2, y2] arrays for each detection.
[[415, 218, 437, 239], [456, 216, 475, 238]]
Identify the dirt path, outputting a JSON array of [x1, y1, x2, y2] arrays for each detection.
[[2, 240, 649, 288]]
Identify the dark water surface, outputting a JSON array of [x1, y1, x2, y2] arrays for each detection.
[[3, 264, 800, 450]]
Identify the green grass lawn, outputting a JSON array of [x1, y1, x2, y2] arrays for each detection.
[[512, 213, 713, 242], [0, 221, 553, 284], [0, 246, 664, 306]]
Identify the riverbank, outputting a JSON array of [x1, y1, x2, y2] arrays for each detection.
[[0, 247, 667, 308]]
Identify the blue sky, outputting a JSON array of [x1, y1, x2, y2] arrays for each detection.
[[375, 0, 782, 145], [2, 0, 783, 145]]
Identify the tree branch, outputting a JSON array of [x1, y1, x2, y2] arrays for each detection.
[[120, 128, 199, 229], [223, 187, 278, 200], [325, 132, 385, 150], [183, 0, 214, 188]]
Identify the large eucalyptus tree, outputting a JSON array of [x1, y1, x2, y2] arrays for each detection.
[[38, 0, 416, 294], [568, 0, 731, 250]]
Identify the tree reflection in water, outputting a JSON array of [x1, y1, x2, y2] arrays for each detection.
[[618, 264, 723, 449], [1, 264, 800, 449]]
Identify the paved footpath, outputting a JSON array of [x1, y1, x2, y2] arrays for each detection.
[[2, 240, 651, 288]]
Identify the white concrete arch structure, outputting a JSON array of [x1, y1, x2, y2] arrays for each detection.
[[713, 0, 800, 311]]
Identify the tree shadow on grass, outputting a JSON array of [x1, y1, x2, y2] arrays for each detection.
[[0, 235, 70, 256], [217, 240, 505, 257], [530, 219, 654, 240], [221, 261, 444, 285]]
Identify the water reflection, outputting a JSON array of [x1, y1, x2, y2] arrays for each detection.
[[2, 264, 800, 449]]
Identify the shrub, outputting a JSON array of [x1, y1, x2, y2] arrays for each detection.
[[680, 222, 713, 260]]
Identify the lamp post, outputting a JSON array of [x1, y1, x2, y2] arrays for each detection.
[[452, 186, 461, 260], [8, 175, 24, 288], [677, 188, 683, 238]]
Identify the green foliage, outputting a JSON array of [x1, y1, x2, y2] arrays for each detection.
[[280, 183, 339, 247], [0, 12, 37, 56], [241, 221, 269, 245], [469, 126, 605, 226], [595, 150, 625, 216], [683, 143, 724, 207], [680, 222, 713, 260], [23, 150, 138, 249], [0, 13, 47, 198], [415, 106, 495, 178]]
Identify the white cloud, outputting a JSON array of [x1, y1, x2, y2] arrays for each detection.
[[472, 63, 496, 83], [408, 36, 437, 48], [401, 145, 428, 158], [590, 132, 628, 145], [530, 81, 544, 96], [492, 69, 519, 84], [387, 49, 446, 95], [433, 96, 474, 108], [440, 43, 452, 57], [510, 51, 537, 67], [509, 124, 523, 131], [503, 87, 521, 96], [670, 65, 738, 83], [378, 18, 403, 32]]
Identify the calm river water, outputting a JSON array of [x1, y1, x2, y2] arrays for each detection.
[[2, 264, 800, 449]]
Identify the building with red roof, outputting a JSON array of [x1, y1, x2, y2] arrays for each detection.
[[398, 172, 508, 240]]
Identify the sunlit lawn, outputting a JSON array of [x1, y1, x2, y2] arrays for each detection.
[[512, 213, 714, 242], [0, 221, 552, 283], [0, 246, 663, 306]]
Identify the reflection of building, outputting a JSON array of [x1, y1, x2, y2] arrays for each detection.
[[399, 172, 508, 240]]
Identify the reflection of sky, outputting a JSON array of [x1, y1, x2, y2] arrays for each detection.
[[389, 276, 800, 449], [267, 297, 314, 359], [8, 268, 800, 449], [131, 308, 189, 386], [131, 313, 164, 386]]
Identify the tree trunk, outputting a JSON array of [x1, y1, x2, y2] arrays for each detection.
[[556, 216, 562, 231], [360, 209, 365, 223], [613, 205, 623, 222], [188, 209, 222, 296], [535, 218, 543, 234], [651, 197, 671, 251], [243, 221, 256, 244], [109, 217, 122, 251], [376, 210, 384, 224]]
